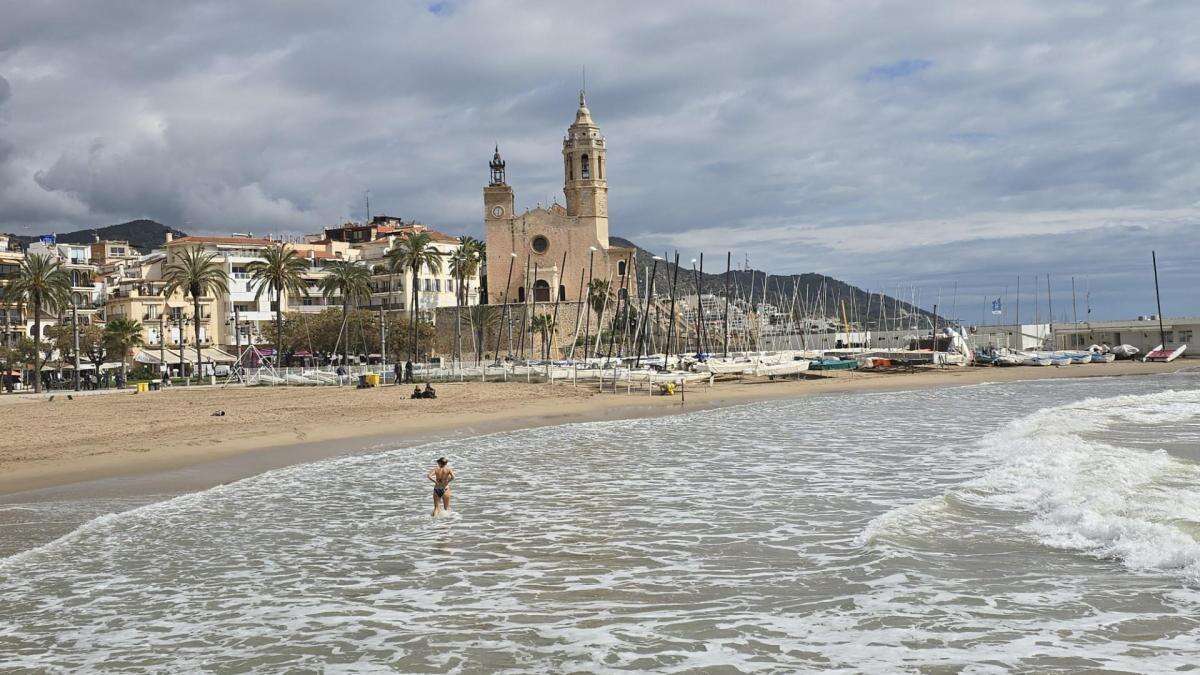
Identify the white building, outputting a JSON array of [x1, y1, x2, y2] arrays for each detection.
[[1053, 317, 1196, 355], [320, 218, 480, 320]]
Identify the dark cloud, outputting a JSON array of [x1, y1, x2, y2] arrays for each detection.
[[0, 1, 1198, 317]]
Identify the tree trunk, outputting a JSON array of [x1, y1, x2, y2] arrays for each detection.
[[410, 268, 419, 363], [193, 295, 203, 380], [342, 297, 350, 370], [454, 276, 462, 365], [32, 300, 42, 393], [275, 287, 283, 366]]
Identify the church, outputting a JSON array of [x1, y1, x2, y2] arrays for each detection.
[[484, 91, 637, 307]]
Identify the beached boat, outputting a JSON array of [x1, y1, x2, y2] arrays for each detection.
[[1090, 353, 1116, 363], [1144, 344, 1188, 362], [1111, 344, 1140, 359], [810, 358, 858, 371], [752, 360, 811, 377], [995, 353, 1029, 366], [1069, 353, 1092, 364]]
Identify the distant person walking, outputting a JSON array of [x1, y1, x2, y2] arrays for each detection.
[[404, 360, 414, 384], [393, 361, 402, 385], [427, 457, 454, 516]]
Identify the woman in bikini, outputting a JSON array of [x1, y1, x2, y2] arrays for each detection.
[[427, 457, 454, 516]]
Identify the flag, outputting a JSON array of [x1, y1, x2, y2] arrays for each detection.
[[991, 298, 1002, 315]]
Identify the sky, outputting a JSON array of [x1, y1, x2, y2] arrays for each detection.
[[1, 0, 1198, 320]]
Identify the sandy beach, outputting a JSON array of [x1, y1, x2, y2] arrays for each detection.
[[1, 360, 1193, 498]]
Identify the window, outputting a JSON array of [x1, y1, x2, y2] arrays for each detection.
[[598, 156, 604, 180], [566, 157, 573, 181], [531, 235, 549, 254], [145, 305, 161, 320], [435, 279, 441, 292], [618, 288, 628, 301], [518, 287, 525, 303], [534, 279, 550, 302], [581, 154, 589, 179], [558, 285, 566, 301], [617, 260, 626, 276]]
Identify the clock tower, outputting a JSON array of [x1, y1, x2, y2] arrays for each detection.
[[483, 144, 514, 224]]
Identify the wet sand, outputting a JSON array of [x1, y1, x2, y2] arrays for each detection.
[[1, 360, 1192, 500]]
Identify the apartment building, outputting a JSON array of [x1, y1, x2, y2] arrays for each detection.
[[25, 240, 103, 337], [0, 234, 24, 346], [157, 233, 358, 353], [319, 217, 479, 320], [90, 239, 140, 266]]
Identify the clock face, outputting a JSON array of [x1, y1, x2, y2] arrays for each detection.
[[491, 205, 504, 218]]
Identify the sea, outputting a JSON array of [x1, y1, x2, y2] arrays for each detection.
[[3, 371, 1200, 672]]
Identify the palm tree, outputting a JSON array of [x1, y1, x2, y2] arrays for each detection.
[[103, 317, 144, 384], [530, 314, 557, 360], [246, 245, 309, 364], [588, 278, 612, 318], [9, 253, 71, 393], [318, 260, 373, 368], [448, 239, 483, 364], [386, 231, 444, 363], [468, 304, 500, 364], [162, 247, 229, 378]]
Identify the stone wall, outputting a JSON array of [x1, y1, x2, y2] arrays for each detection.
[[432, 301, 602, 361]]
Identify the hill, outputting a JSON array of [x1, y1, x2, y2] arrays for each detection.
[[13, 219, 187, 253], [610, 236, 938, 328]]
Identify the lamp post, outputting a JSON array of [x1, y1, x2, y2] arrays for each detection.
[[71, 294, 81, 392], [159, 312, 166, 379], [178, 314, 190, 381]]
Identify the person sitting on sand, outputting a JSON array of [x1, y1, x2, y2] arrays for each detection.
[[422, 382, 436, 399], [411, 386, 423, 399], [427, 456, 454, 516]]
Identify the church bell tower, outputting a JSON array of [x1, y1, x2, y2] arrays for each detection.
[[562, 90, 609, 243], [484, 144, 514, 223]]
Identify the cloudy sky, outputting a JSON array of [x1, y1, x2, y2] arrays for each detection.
[[2, 1, 1198, 320]]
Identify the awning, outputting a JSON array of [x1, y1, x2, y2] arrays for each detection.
[[134, 347, 239, 365]]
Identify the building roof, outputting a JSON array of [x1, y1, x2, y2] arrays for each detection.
[[171, 236, 276, 246]]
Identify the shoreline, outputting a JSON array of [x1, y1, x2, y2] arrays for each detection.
[[0, 361, 1195, 559], [2, 361, 1194, 504]]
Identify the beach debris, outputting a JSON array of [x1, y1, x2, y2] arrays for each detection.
[[47, 395, 54, 403], [212, 410, 226, 417], [67, 395, 73, 401]]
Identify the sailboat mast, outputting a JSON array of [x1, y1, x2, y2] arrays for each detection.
[[1153, 250, 1166, 349]]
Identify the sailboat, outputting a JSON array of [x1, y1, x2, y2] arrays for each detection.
[[1144, 252, 1188, 362]]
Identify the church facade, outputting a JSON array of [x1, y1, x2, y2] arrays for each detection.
[[484, 92, 636, 307]]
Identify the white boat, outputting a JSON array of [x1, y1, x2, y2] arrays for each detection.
[[1111, 344, 1140, 359], [995, 352, 1029, 366], [1090, 353, 1116, 363], [752, 360, 811, 377]]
